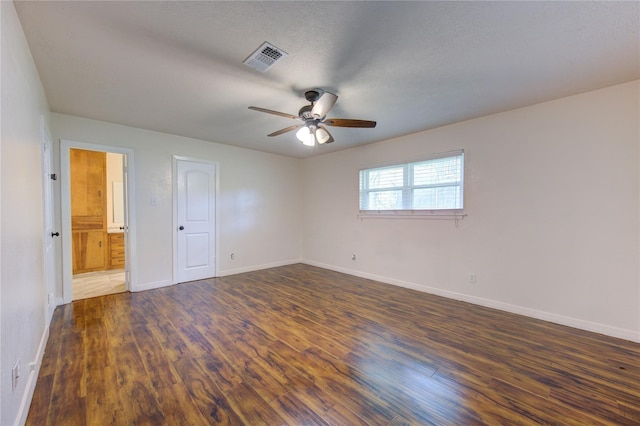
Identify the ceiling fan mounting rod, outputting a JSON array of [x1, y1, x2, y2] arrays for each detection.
[[304, 118, 321, 129], [304, 90, 321, 103], [298, 104, 317, 120]]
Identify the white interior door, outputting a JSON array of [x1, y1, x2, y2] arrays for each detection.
[[41, 120, 56, 322], [175, 159, 216, 283], [121, 154, 130, 288]]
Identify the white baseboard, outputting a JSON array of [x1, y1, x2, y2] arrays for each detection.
[[302, 260, 640, 343], [134, 259, 300, 291], [133, 279, 173, 292], [14, 325, 49, 426], [218, 258, 300, 277]]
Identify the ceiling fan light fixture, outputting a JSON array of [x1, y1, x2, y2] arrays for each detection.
[[296, 126, 315, 146], [315, 127, 330, 144]]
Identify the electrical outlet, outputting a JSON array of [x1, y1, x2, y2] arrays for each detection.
[[12, 358, 20, 391], [469, 273, 477, 284], [351, 253, 356, 261], [230, 253, 235, 260]]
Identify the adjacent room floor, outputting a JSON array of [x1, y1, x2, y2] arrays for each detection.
[[72, 269, 126, 300]]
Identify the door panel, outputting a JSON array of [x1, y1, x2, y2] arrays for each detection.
[[176, 160, 216, 283], [71, 149, 106, 217], [186, 171, 210, 221], [72, 230, 106, 272], [186, 233, 210, 268], [70, 149, 107, 274], [42, 122, 56, 320]]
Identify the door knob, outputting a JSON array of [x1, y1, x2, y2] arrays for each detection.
[[51, 232, 60, 237], [178, 226, 184, 231]]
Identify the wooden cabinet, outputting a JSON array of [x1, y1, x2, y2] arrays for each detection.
[[72, 230, 106, 272], [71, 149, 107, 274], [108, 232, 125, 269]]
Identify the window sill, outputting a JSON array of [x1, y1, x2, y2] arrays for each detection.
[[358, 210, 466, 220]]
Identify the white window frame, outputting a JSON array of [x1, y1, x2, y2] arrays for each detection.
[[358, 150, 465, 219]]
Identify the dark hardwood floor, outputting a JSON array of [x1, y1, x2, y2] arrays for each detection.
[[27, 263, 640, 425]]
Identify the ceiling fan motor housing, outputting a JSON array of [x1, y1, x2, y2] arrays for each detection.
[[298, 104, 314, 119], [304, 90, 321, 103]]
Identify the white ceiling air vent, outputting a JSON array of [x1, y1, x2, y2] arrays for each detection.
[[243, 42, 288, 72]]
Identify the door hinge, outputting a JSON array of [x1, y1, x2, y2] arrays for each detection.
[[50, 173, 57, 181]]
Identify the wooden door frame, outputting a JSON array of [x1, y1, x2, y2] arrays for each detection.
[[172, 155, 220, 284], [60, 140, 137, 304]]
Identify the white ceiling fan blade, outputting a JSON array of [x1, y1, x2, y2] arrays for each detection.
[[311, 92, 338, 118]]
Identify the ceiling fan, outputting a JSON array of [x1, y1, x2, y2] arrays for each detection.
[[248, 90, 376, 146]]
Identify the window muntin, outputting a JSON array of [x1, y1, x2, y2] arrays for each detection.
[[359, 151, 464, 213]]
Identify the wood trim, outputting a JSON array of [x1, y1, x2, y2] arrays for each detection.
[[71, 216, 103, 230]]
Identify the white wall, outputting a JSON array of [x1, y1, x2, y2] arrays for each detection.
[[51, 114, 301, 292], [301, 80, 640, 342], [1, 1, 52, 424]]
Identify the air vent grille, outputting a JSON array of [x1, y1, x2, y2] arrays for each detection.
[[243, 42, 288, 72]]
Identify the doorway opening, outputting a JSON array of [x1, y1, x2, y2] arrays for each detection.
[[60, 140, 136, 303], [70, 149, 126, 299]]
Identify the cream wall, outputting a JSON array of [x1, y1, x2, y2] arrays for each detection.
[[51, 113, 301, 292], [301, 80, 640, 342], [1, 2, 51, 424]]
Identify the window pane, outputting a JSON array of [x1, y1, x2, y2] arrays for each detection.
[[367, 190, 402, 210], [413, 157, 461, 186], [359, 151, 463, 213], [368, 166, 404, 189], [414, 186, 461, 209], [413, 188, 436, 209]]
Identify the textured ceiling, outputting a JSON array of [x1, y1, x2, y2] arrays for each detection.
[[14, 1, 640, 158]]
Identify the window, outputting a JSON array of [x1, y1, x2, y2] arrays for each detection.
[[359, 150, 464, 215]]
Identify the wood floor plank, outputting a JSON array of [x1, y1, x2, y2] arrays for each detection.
[[85, 365, 125, 425], [172, 354, 245, 424], [225, 382, 289, 425], [311, 358, 402, 425], [271, 391, 332, 426], [130, 322, 180, 391], [480, 377, 629, 425], [155, 381, 212, 425], [322, 401, 371, 426], [112, 341, 166, 424], [24, 374, 53, 426], [46, 329, 87, 425], [27, 264, 640, 425]]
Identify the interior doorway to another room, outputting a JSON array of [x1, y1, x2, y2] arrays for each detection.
[[65, 146, 131, 301]]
